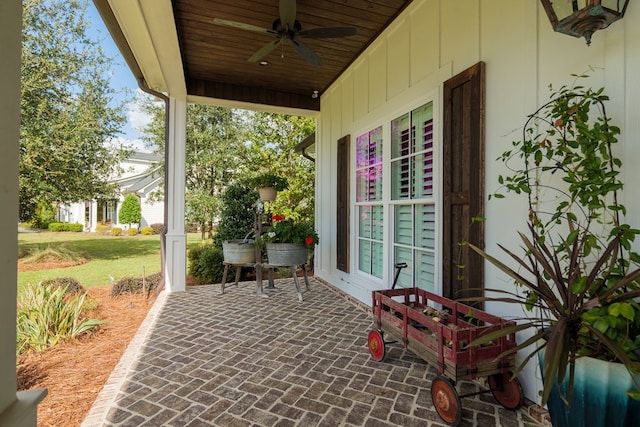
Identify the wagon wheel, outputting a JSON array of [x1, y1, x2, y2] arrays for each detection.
[[367, 329, 386, 362], [431, 376, 462, 426], [488, 371, 524, 410]]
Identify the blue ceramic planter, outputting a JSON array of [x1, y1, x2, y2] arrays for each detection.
[[538, 352, 640, 427]]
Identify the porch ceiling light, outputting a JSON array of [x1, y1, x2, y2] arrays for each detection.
[[539, 0, 630, 45]]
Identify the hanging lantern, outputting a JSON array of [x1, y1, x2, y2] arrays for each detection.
[[539, 0, 630, 45]]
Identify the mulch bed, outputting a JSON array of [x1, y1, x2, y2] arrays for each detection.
[[17, 286, 154, 427]]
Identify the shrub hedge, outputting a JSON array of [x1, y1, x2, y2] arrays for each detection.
[[111, 227, 123, 236], [188, 245, 225, 285], [141, 226, 153, 235], [126, 227, 138, 236], [48, 222, 83, 232]]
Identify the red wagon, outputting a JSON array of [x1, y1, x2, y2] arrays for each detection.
[[367, 287, 523, 426]]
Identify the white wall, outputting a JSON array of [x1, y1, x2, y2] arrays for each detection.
[[316, 0, 640, 403]]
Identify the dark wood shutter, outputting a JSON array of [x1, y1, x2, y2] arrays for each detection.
[[336, 135, 350, 272], [442, 62, 485, 305]]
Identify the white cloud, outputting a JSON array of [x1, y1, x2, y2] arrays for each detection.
[[127, 90, 154, 131]]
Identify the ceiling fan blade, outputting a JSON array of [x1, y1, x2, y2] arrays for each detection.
[[298, 26, 357, 39], [213, 18, 274, 35], [248, 39, 281, 62], [279, 0, 296, 29], [291, 39, 322, 66]]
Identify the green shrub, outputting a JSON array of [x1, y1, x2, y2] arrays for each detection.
[[16, 283, 104, 355], [48, 222, 64, 232], [150, 223, 164, 235], [96, 224, 110, 235], [140, 226, 153, 235], [119, 194, 141, 227], [212, 181, 258, 249], [111, 227, 123, 236], [66, 223, 83, 232], [47, 222, 83, 232], [32, 202, 56, 229], [40, 277, 85, 296], [111, 272, 162, 297], [126, 227, 138, 236], [188, 244, 225, 285]]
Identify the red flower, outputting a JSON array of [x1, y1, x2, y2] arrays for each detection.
[[272, 214, 285, 222], [305, 236, 314, 246]]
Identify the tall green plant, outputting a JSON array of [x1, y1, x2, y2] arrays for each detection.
[[213, 181, 258, 248], [465, 74, 640, 405], [16, 283, 104, 355], [118, 193, 142, 228]]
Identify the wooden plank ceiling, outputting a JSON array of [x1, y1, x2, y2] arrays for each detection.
[[173, 0, 412, 111]]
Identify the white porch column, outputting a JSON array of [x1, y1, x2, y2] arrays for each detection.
[[0, 1, 47, 425], [164, 96, 187, 292], [90, 201, 98, 232]]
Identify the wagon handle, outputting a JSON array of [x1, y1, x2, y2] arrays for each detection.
[[391, 262, 408, 289]]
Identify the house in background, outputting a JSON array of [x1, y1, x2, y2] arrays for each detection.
[[57, 152, 164, 231]]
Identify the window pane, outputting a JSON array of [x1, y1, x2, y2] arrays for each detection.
[[391, 113, 410, 159], [391, 157, 411, 200], [394, 246, 413, 288], [371, 205, 384, 240], [356, 126, 383, 202], [358, 240, 371, 274], [394, 205, 413, 245], [414, 152, 434, 198], [356, 132, 370, 169], [415, 204, 436, 249], [415, 250, 435, 292], [359, 206, 371, 238], [371, 241, 383, 278], [413, 103, 433, 151]]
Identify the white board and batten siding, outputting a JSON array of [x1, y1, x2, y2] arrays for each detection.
[[315, 0, 640, 403]]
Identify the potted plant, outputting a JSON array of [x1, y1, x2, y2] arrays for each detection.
[[250, 173, 289, 201], [257, 214, 319, 266], [464, 74, 640, 427]]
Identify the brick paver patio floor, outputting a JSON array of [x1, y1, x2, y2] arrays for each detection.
[[81, 277, 541, 427]]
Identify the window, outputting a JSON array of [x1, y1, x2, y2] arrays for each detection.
[[356, 126, 383, 278], [391, 102, 436, 291], [97, 200, 118, 225]]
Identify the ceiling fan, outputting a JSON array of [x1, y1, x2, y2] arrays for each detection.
[[213, 0, 357, 66]]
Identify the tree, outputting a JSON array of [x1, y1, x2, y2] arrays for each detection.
[[20, 0, 129, 221], [244, 112, 316, 221], [118, 194, 141, 228], [141, 102, 249, 237], [138, 100, 316, 236]]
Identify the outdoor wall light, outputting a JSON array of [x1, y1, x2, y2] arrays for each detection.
[[539, 0, 630, 45]]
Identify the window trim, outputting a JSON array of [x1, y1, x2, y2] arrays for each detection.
[[351, 89, 442, 290]]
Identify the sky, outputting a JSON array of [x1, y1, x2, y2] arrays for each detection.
[[85, 2, 153, 152]]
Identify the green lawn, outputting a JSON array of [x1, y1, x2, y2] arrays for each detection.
[[18, 232, 163, 291], [18, 231, 208, 292]]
